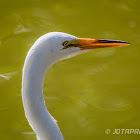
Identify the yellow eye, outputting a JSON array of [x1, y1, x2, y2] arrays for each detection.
[[62, 41, 68, 47]]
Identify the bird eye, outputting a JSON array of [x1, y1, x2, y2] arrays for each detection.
[[62, 41, 69, 47]]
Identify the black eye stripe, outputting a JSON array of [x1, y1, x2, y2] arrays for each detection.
[[66, 44, 74, 47], [62, 41, 79, 49]]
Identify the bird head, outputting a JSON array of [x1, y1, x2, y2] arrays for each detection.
[[32, 32, 130, 62]]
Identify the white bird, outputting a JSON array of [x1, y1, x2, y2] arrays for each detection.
[[22, 32, 130, 140]]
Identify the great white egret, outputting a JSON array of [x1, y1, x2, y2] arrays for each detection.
[[22, 32, 130, 140]]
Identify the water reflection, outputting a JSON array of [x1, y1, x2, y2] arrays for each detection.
[[0, 72, 17, 81]]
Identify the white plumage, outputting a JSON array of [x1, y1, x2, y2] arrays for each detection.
[[22, 32, 130, 140]]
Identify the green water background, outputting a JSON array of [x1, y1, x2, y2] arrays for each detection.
[[0, 0, 140, 139]]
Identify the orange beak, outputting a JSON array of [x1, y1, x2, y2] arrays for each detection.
[[69, 38, 131, 50]]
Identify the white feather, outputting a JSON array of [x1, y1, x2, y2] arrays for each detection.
[[22, 32, 90, 140]]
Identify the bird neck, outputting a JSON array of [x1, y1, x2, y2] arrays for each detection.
[[22, 49, 64, 140]]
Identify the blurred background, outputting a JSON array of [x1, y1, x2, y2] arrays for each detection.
[[0, 0, 140, 140]]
